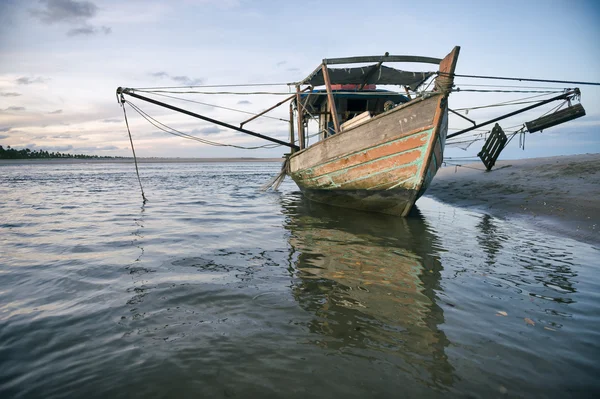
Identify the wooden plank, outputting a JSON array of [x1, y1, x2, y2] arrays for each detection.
[[296, 85, 305, 149], [300, 129, 431, 179], [478, 123, 507, 170], [322, 63, 341, 135], [300, 163, 420, 190], [289, 103, 295, 153], [290, 95, 439, 172], [333, 164, 420, 190], [291, 54, 442, 86], [320, 149, 423, 187], [322, 55, 442, 65], [525, 103, 586, 133], [340, 111, 371, 131]]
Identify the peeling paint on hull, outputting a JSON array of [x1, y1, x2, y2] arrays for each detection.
[[289, 95, 448, 216]]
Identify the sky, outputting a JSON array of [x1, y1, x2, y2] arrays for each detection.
[[0, 0, 598, 160]]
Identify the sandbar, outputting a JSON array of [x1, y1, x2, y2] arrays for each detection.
[[426, 153, 600, 245]]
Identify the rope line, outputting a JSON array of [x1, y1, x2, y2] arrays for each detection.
[[133, 89, 432, 96], [439, 72, 600, 87], [132, 82, 290, 90], [121, 101, 148, 203], [443, 161, 485, 171], [450, 83, 571, 90], [139, 91, 289, 122], [451, 91, 564, 112], [126, 100, 282, 150], [454, 88, 561, 94]]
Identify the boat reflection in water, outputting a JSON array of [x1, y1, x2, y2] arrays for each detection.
[[280, 193, 454, 388]]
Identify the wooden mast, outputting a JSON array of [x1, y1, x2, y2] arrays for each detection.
[[289, 103, 296, 153], [296, 85, 305, 149], [321, 63, 341, 135]]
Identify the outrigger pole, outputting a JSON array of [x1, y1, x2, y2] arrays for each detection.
[[116, 87, 300, 151], [447, 89, 580, 139]]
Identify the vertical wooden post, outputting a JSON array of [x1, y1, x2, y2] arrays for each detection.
[[289, 102, 296, 153], [321, 63, 340, 135], [296, 85, 305, 149]]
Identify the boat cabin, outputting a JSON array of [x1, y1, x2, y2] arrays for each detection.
[[299, 86, 410, 140], [288, 54, 439, 150]]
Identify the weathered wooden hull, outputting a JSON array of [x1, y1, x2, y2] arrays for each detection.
[[289, 94, 448, 216]]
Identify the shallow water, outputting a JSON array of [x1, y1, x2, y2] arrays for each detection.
[[1, 162, 598, 398]]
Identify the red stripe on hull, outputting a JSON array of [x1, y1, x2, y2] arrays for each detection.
[[304, 131, 430, 179]]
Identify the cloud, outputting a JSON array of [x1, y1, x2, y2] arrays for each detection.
[[16, 76, 48, 85], [49, 145, 74, 152], [0, 127, 11, 132], [75, 145, 118, 151], [237, 100, 251, 105], [276, 61, 286, 67], [2, 106, 26, 112], [192, 126, 222, 135], [147, 131, 168, 137], [30, 0, 97, 24], [0, 135, 9, 140], [30, 0, 111, 37], [0, 92, 21, 97], [150, 71, 203, 86], [171, 75, 203, 86], [102, 118, 121, 123], [151, 71, 169, 78], [287, 67, 300, 73], [25, 143, 74, 152], [67, 24, 111, 36], [48, 109, 63, 114], [183, 0, 241, 9]]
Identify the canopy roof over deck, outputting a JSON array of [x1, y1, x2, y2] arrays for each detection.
[[291, 54, 441, 90], [299, 89, 410, 113]]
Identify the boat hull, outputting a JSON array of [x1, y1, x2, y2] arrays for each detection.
[[289, 94, 448, 216]]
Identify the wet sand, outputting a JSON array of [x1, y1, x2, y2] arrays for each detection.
[[426, 153, 600, 245]]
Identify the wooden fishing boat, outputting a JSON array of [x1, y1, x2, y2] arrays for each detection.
[[285, 46, 460, 216], [117, 45, 588, 213]]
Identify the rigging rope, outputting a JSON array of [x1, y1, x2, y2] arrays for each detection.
[[120, 99, 148, 203], [451, 91, 565, 112], [439, 72, 600, 87], [132, 82, 290, 90], [453, 99, 555, 112], [139, 91, 289, 122], [133, 89, 432, 96], [442, 161, 485, 172], [454, 88, 561, 94], [450, 83, 570, 89], [126, 100, 282, 150]]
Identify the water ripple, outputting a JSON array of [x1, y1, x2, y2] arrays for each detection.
[[0, 162, 598, 398]]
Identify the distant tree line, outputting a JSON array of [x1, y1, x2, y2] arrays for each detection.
[[0, 145, 118, 159]]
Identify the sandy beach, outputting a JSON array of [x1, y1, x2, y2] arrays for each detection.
[[427, 153, 600, 245]]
